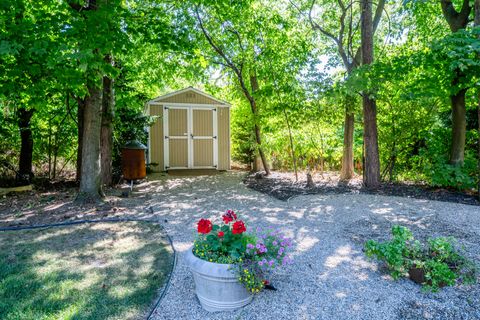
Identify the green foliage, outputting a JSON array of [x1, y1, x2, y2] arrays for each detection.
[[1, 0, 480, 194], [365, 226, 418, 279], [365, 225, 478, 292]]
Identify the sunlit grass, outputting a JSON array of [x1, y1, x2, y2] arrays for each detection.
[[0, 221, 173, 320]]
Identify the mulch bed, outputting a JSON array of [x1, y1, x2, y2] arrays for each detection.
[[244, 172, 480, 206]]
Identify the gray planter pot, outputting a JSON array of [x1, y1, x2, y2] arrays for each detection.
[[185, 247, 252, 312]]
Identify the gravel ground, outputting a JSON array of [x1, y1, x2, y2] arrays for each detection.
[[143, 172, 480, 320]]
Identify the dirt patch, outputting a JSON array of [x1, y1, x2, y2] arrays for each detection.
[[0, 181, 153, 228], [244, 171, 480, 206]]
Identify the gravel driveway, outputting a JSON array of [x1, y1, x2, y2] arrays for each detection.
[[142, 172, 480, 320]]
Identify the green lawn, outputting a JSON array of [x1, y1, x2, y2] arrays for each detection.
[[0, 221, 173, 320]]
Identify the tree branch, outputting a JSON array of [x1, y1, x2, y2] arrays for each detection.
[[308, 0, 340, 43], [441, 0, 472, 32], [194, 5, 255, 106], [68, 0, 97, 12]]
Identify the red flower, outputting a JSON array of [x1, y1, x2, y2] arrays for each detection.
[[197, 219, 212, 234], [232, 220, 246, 234], [263, 280, 270, 285], [218, 231, 225, 237], [222, 210, 237, 224]]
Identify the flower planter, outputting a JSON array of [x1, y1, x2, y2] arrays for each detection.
[[185, 248, 252, 312], [408, 266, 426, 285], [408, 266, 446, 288]]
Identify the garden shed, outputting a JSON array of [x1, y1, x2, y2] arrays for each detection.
[[146, 87, 231, 172]]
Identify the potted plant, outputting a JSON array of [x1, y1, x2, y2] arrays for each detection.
[[185, 210, 293, 312], [364, 225, 478, 292]]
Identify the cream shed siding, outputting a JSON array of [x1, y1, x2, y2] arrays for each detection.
[[217, 107, 230, 170], [147, 87, 230, 172]]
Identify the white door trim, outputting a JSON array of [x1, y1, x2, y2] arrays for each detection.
[[188, 108, 194, 168], [162, 106, 169, 170]]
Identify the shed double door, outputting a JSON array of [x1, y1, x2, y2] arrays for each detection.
[[163, 106, 217, 170]]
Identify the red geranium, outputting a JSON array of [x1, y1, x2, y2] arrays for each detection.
[[232, 220, 246, 234], [197, 219, 212, 234], [218, 231, 224, 237], [222, 210, 237, 224]]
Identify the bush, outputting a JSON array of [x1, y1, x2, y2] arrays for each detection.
[[365, 225, 477, 292]]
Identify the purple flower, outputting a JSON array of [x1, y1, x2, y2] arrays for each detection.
[[268, 260, 274, 267], [273, 241, 278, 246], [258, 261, 264, 266], [247, 243, 255, 249], [282, 255, 292, 266]]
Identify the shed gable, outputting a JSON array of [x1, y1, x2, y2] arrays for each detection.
[[149, 87, 229, 106], [159, 91, 220, 105]]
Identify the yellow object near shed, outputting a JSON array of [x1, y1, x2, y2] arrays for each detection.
[[146, 87, 231, 172]]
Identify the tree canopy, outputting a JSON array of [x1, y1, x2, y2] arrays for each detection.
[[1, 0, 480, 197]]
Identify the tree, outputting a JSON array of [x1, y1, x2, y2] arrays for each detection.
[[192, 2, 271, 175], [193, 3, 271, 174], [17, 107, 34, 182], [293, 0, 385, 180], [67, 0, 113, 201], [475, 0, 480, 199], [360, 0, 380, 187], [440, 0, 472, 165], [100, 55, 115, 186]]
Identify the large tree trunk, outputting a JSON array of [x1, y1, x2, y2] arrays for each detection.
[[449, 87, 467, 165], [76, 97, 85, 182], [340, 104, 355, 180], [77, 86, 104, 202], [249, 74, 270, 175], [441, 0, 472, 166], [361, 0, 380, 188], [475, 0, 480, 200], [100, 70, 114, 186], [17, 107, 34, 183]]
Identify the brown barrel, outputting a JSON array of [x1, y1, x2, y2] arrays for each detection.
[[121, 141, 147, 180]]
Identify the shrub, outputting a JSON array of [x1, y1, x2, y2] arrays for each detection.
[[365, 225, 477, 292]]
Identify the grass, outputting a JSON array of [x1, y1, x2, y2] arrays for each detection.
[[0, 221, 174, 320]]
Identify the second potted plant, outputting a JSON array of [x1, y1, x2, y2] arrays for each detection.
[[364, 225, 477, 291]]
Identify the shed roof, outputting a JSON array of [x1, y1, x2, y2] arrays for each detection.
[[148, 87, 231, 106]]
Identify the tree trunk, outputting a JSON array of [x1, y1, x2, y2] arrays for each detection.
[[77, 86, 104, 202], [76, 97, 85, 182], [440, 0, 471, 166], [249, 74, 270, 175], [283, 109, 298, 181], [340, 107, 355, 180], [17, 107, 34, 183], [475, 0, 480, 200], [361, 0, 380, 188], [449, 87, 467, 165], [100, 67, 114, 186]]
